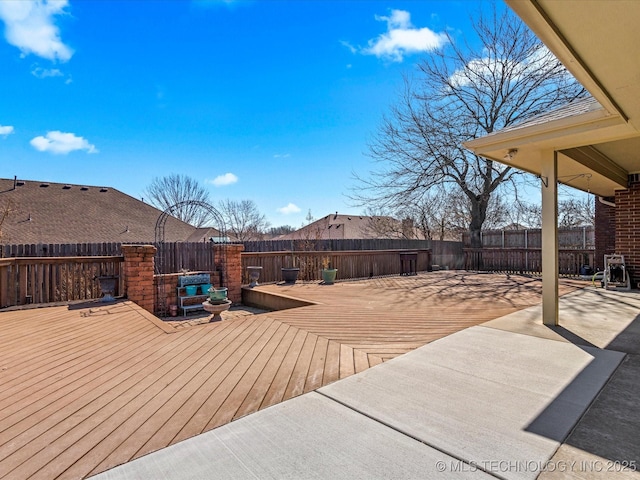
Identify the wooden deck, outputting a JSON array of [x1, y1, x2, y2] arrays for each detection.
[[0, 272, 580, 479]]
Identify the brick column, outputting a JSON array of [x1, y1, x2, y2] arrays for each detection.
[[594, 196, 615, 271], [215, 244, 244, 304], [122, 245, 157, 313], [615, 178, 640, 286]]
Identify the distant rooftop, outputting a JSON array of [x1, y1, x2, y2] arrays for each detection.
[[0, 178, 199, 244]]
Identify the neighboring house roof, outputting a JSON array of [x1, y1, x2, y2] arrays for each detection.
[[184, 227, 224, 243], [0, 178, 198, 244], [277, 213, 425, 241]]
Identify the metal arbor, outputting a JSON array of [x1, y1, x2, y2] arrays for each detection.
[[154, 200, 228, 317]]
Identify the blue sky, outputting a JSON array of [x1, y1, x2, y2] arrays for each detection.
[[1, 0, 490, 228]]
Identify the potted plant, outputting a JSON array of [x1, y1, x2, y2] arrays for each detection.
[[281, 241, 300, 284], [321, 257, 337, 285]]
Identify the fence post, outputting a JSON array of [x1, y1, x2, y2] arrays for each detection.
[[524, 230, 529, 272], [122, 245, 157, 313]]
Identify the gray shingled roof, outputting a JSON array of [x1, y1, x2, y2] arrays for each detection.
[[485, 96, 602, 136], [0, 178, 198, 244]]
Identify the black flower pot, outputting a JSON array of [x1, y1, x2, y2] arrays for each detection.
[[281, 268, 300, 284]]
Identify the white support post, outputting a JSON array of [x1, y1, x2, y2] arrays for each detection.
[[541, 151, 559, 326]]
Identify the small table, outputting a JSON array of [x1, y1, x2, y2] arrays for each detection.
[[399, 252, 418, 276]]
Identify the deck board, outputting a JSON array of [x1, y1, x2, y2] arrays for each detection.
[[304, 335, 329, 393], [259, 328, 308, 410], [231, 324, 297, 421], [0, 272, 581, 479]]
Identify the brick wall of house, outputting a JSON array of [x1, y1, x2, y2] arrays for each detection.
[[615, 179, 640, 285], [122, 245, 157, 313], [594, 196, 616, 271]]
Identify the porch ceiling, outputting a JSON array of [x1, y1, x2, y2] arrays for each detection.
[[465, 0, 640, 197]]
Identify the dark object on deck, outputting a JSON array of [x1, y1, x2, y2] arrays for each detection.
[[281, 268, 300, 284], [580, 265, 594, 276], [400, 252, 418, 276], [97, 276, 118, 302]]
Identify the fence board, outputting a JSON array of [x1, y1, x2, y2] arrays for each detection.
[[463, 227, 594, 249], [241, 249, 432, 283], [0, 256, 124, 308], [244, 239, 461, 269], [464, 248, 594, 276], [245, 238, 430, 252]]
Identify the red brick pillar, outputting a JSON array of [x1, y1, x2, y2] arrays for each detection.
[[215, 244, 244, 304], [122, 245, 157, 313], [615, 178, 640, 286], [594, 196, 616, 271]]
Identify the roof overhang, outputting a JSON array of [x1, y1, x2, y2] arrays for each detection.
[[465, 0, 640, 197]]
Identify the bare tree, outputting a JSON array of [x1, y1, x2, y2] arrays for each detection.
[[144, 174, 214, 227], [360, 210, 412, 239], [0, 199, 13, 243], [558, 196, 595, 227], [304, 209, 314, 226], [218, 199, 270, 241], [503, 200, 542, 229], [267, 225, 296, 236], [364, 186, 507, 242], [351, 3, 585, 247]]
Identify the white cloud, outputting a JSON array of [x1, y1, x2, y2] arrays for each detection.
[[273, 153, 290, 159], [0, 0, 73, 62], [340, 40, 357, 54], [0, 125, 15, 137], [30, 131, 98, 154], [360, 10, 447, 62], [277, 203, 301, 215], [31, 66, 63, 78], [449, 58, 492, 88], [211, 173, 238, 186], [448, 46, 559, 89]]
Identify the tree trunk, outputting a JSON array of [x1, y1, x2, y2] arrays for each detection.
[[468, 196, 488, 248], [467, 196, 488, 270]]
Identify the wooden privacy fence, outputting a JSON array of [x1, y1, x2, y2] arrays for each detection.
[[462, 226, 594, 249], [0, 242, 227, 275], [154, 242, 219, 274], [244, 239, 462, 270], [241, 249, 432, 283], [0, 255, 124, 308], [464, 248, 594, 276], [0, 242, 122, 257], [2, 240, 458, 273], [243, 239, 433, 252]]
